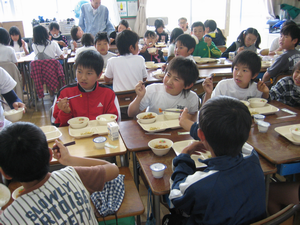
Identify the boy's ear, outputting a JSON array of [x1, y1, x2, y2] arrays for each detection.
[[98, 71, 103, 78], [184, 83, 194, 90], [188, 48, 194, 55], [0, 167, 12, 180], [252, 72, 259, 79], [48, 148, 53, 163], [197, 128, 206, 141], [292, 38, 298, 46]]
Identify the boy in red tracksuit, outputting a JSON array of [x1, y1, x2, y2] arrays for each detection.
[[53, 50, 120, 126]]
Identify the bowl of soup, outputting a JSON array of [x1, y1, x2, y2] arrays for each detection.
[[248, 98, 267, 108], [137, 112, 157, 124], [67, 117, 89, 129], [3, 108, 24, 122], [96, 114, 117, 125], [148, 138, 173, 156]]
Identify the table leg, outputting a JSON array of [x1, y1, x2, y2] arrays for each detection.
[[153, 194, 161, 225], [265, 174, 270, 215], [120, 152, 129, 167], [132, 152, 139, 191]]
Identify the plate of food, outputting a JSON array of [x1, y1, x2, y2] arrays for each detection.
[[69, 120, 108, 138], [40, 125, 62, 142], [274, 124, 300, 145], [152, 70, 165, 79], [172, 140, 211, 168], [248, 104, 279, 116], [137, 114, 180, 133]]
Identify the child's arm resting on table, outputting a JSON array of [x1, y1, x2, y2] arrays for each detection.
[[52, 140, 119, 182], [127, 81, 146, 117]]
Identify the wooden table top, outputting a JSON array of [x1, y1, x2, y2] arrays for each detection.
[[48, 126, 127, 165], [136, 149, 276, 196]]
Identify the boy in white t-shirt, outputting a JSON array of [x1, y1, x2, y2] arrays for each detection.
[[95, 32, 117, 68], [104, 30, 147, 92], [128, 56, 200, 121]]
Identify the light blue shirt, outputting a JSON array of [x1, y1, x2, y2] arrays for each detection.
[[79, 3, 115, 37]]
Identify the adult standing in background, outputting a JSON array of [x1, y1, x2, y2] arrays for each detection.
[[79, 0, 115, 37]]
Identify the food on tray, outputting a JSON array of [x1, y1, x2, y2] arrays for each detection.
[[80, 131, 94, 135], [251, 111, 258, 115], [150, 127, 159, 130], [142, 113, 155, 119], [154, 144, 169, 149]]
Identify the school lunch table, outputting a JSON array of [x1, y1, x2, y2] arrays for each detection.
[[118, 120, 277, 225], [247, 101, 300, 177], [47, 126, 128, 167]]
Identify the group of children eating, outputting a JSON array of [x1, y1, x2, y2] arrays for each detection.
[[1, 15, 300, 225]]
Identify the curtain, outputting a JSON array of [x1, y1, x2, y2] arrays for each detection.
[[134, 0, 147, 37], [102, 0, 121, 27], [265, 0, 277, 18]]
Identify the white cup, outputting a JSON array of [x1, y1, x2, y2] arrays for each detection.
[[253, 114, 265, 124], [150, 163, 167, 178], [93, 136, 106, 149], [257, 121, 270, 133], [16, 53, 21, 59], [219, 57, 226, 64], [63, 47, 68, 54]]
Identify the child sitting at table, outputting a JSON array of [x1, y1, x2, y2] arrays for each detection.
[[191, 21, 222, 58], [74, 33, 97, 60], [266, 61, 300, 106], [70, 25, 84, 51], [9, 26, 29, 55], [0, 122, 119, 224], [168, 28, 184, 57], [0, 27, 18, 64], [262, 24, 300, 82], [127, 56, 200, 119], [178, 17, 190, 34], [204, 19, 226, 46], [48, 22, 68, 50], [139, 30, 165, 63], [53, 50, 120, 127], [95, 32, 117, 68], [104, 30, 147, 92], [168, 96, 266, 225], [180, 50, 268, 138], [109, 19, 130, 45], [32, 25, 64, 60], [155, 19, 169, 44], [221, 27, 261, 59]]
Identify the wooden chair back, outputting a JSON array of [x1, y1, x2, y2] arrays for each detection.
[[216, 45, 227, 53], [116, 89, 136, 108]]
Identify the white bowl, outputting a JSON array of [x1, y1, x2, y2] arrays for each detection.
[[12, 186, 24, 200], [248, 98, 267, 108], [3, 108, 24, 122], [96, 114, 117, 125], [163, 109, 181, 120], [93, 136, 107, 149], [0, 183, 11, 207], [219, 57, 226, 64], [148, 47, 157, 54], [157, 42, 165, 45], [257, 121, 270, 133], [253, 114, 265, 124], [150, 163, 167, 178], [240, 100, 250, 107], [67, 117, 89, 129], [148, 138, 173, 156], [290, 125, 300, 141], [136, 112, 157, 124]]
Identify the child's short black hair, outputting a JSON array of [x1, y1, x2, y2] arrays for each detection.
[[116, 30, 139, 55], [0, 122, 50, 182], [33, 25, 49, 46], [0, 27, 10, 45], [144, 30, 156, 38], [49, 22, 60, 31], [81, 33, 94, 46], [166, 56, 199, 96], [75, 50, 104, 76], [71, 25, 80, 41], [119, 19, 129, 28], [204, 20, 217, 32], [281, 24, 300, 47], [154, 19, 165, 29], [199, 96, 252, 157], [191, 22, 205, 31], [95, 32, 109, 44], [170, 28, 184, 44], [232, 50, 261, 78], [175, 34, 196, 52]]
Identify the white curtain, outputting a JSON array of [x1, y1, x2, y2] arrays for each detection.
[[265, 0, 277, 18], [102, 0, 121, 27], [134, 0, 147, 37]]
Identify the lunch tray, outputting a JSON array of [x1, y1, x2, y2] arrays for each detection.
[[248, 104, 279, 116], [275, 124, 300, 145], [40, 125, 62, 142], [69, 120, 108, 138], [193, 57, 218, 64], [137, 114, 180, 133]]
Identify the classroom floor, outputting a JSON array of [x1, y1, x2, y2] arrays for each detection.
[[20, 94, 170, 225]]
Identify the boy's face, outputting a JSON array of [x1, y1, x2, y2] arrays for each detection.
[[163, 69, 187, 96], [144, 35, 156, 46], [192, 26, 204, 40], [293, 68, 300, 86], [279, 33, 297, 50], [175, 40, 193, 57], [95, 39, 109, 55], [156, 26, 164, 34], [244, 33, 257, 47], [233, 63, 256, 89], [178, 19, 188, 31], [77, 27, 84, 39], [50, 28, 59, 37], [118, 24, 127, 33], [76, 65, 100, 90]]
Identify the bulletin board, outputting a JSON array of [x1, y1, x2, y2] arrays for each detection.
[[117, 0, 138, 19]]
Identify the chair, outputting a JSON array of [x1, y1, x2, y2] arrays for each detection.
[[96, 167, 144, 225], [251, 203, 300, 225], [115, 89, 136, 120], [216, 45, 227, 53], [0, 61, 23, 102]]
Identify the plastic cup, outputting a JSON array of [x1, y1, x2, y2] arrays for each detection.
[[253, 114, 265, 124], [93, 136, 106, 149], [257, 121, 270, 133]]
